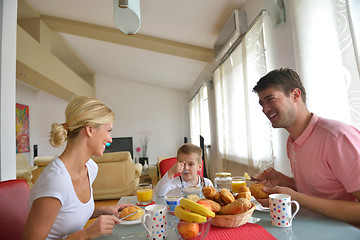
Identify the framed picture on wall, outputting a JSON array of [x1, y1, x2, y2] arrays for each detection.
[[16, 103, 30, 153]]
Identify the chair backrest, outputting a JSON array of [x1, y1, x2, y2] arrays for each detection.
[[158, 157, 204, 178], [0, 179, 30, 240]]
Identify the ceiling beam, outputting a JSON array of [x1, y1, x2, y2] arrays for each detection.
[[17, 25, 95, 102], [41, 15, 214, 63]]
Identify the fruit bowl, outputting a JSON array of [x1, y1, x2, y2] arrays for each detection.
[[171, 216, 212, 240], [211, 204, 256, 228]]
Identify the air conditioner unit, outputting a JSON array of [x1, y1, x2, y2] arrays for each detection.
[[214, 10, 247, 62]]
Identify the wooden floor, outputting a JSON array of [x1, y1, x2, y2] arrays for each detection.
[[84, 199, 119, 228]]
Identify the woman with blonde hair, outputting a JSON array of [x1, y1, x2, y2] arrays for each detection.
[[23, 96, 132, 239]]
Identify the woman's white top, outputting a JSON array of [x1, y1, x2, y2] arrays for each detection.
[[30, 157, 98, 239]]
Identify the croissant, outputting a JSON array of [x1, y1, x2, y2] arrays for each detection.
[[219, 198, 252, 215]]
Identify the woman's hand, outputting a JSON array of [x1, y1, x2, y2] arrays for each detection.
[[93, 204, 133, 218], [82, 215, 121, 239], [111, 204, 134, 217]]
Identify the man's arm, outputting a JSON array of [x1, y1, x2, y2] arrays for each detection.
[[295, 189, 360, 223]]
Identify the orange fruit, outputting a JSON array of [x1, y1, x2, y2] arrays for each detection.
[[177, 221, 199, 239]]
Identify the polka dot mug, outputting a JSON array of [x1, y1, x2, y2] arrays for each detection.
[[142, 204, 168, 240], [269, 194, 300, 227]]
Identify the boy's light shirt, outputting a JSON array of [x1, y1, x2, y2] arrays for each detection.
[[155, 172, 213, 197]]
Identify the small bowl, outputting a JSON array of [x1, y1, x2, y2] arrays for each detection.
[[182, 186, 203, 198], [165, 196, 183, 213], [211, 204, 256, 228], [171, 217, 212, 240]]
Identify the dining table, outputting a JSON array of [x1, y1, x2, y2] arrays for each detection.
[[95, 195, 360, 240]]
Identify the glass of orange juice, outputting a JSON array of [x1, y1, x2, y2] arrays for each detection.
[[232, 176, 246, 193], [137, 183, 153, 205]]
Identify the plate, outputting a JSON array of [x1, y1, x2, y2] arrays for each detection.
[[136, 201, 155, 207], [120, 218, 142, 225], [250, 196, 270, 212]]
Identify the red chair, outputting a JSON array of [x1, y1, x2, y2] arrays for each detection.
[[158, 157, 204, 178], [0, 179, 30, 240]]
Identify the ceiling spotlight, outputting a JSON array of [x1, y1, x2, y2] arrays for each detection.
[[113, 0, 141, 35], [20, 73, 27, 76]]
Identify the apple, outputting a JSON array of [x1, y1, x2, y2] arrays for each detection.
[[197, 199, 213, 212], [177, 221, 199, 239]]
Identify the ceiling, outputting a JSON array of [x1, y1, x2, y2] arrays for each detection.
[[23, 0, 248, 92]]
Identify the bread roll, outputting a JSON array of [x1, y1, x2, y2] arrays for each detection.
[[119, 206, 144, 221], [249, 183, 269, 199], [219, 198, 252, 215], [202, 199, 221, 213], [202, 186, 217, 198], [202, 186, 222, 204], [220, 188, 235, 205], [235, 186, 251, 200]]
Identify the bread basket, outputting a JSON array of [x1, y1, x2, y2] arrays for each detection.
[[211, 204, 256, 228]]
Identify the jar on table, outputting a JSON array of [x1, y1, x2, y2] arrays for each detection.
[[214, 172, 232, 192]]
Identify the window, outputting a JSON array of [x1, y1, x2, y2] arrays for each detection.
[[289, 0, 360, 128], [189, 84, 211, 147], [213, 12, 274, 171]]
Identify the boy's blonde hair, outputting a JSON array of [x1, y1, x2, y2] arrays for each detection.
[[177, 143, 203, 164]]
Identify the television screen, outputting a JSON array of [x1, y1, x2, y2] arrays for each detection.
[[104, 137, 133, 159]]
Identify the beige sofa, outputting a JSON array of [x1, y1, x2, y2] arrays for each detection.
[[16, 154, 37, 189], [33, 151, 142, 200]]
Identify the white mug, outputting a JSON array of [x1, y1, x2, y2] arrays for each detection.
[[142, 204, 168, 240], [269, 194, 300, 227]]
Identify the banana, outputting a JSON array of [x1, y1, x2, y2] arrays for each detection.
[[174, 205, 207, 223], [180, 198, 215, 218]]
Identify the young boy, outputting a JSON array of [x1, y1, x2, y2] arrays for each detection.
[[155, 143, 213, 197]]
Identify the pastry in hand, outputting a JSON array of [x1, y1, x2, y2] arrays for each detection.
[[119, 206, 144, 220], [220, 188, 235, 205], [202, 186, 222, 204], [235, 186, 251, 200], [219, 198, 252, 215], [249, 183, 269, 199]]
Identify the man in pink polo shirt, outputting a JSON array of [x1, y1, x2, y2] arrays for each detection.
[[252, 68, 360, 224]]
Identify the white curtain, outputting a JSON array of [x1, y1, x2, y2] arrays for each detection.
[[289, 0, 360, 129], [213, 13, 274, 172], [189, 84, 211, 147]]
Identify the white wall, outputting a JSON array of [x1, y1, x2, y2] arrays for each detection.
[[16, 73, 190, 168], [16, 81, 67, 164], [95, 73, 190, 165]]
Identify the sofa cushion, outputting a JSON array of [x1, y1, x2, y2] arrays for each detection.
[[34, 156, 56, 166], [91, 151, 132, 163]]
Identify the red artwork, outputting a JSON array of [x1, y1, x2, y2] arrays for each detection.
[[16, 103, 30, 153]]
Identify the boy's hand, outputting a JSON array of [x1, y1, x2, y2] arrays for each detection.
[[168, 162, 184, 179]]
